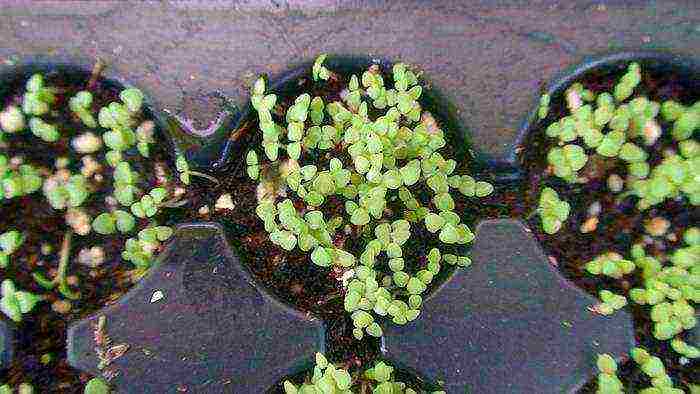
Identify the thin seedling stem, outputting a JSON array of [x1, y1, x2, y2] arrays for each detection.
[[87, 59, 105, 90], [161, 197, 189, 208], [54, 230, 73, 285], [189, 170, 220, 185]]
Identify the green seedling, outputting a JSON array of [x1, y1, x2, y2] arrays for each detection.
[[0, 157, 42, 200], [547, 144, 587, 182], [0, 279, 42, 323], [627, 230, 698, 345], [538, 61, 699, 393], [135, 120, 155, 158], [0, 74, 189, 356], [131, 187, 168, 218], [631, 347, 684, 394], [595, 354, 623, 394], [312, 54, 331, 81], [175, 154, 218, 186], [538, 93, 550, 120], [248, 57, 492, 338], [537, 187, 570, 235], [32, 231, 80, 300], [69, 91, 97, 128], [92, 210, 136, 235], [0, 383, 34, 394], [98, 88, 144, 151], [43, 172, 90, 210], [594, 290, 627, 315], [629, 152, 699, 209], [84, 377, 110, 394], [670, 338, 700, 359], [0, 230, 24, 268], [283, 353, 446, 394], [121, 226, 173, 270], [585, 252, 635, 279], [22, 73, 56, 116], [29, 117, 60, 142], [112, 161, 139, 206]]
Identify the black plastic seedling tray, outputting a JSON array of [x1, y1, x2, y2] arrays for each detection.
[[1, 2, 700, 393]]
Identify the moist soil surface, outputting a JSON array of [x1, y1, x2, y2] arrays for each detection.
[[0, 70, 200, 391], [2, 65, 501, 392], [515, 63, 700, 391], [6, 61, 696, 392], [204, 66, 503, 391]]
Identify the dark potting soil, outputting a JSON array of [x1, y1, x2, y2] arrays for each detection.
[[515, 63, 700, 391], [7, 60, 679, 392], [268, 362, 435, 394], [0, 71, 202, 391], [206, 66, 503, 390]]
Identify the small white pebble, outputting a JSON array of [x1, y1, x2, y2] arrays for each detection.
[[588, 201, 602, 217], [136, 120, 155, 139], [340, 270, 355, 287], [71, 132, 103, 154], [645, 217, 670, 237], [421, 111, 441, 135], [643, 119, 662, 145], [150, 290, 165, 303], [52, 300, 72, 314], [339, 88, 349, 102], [580, 217, 599, 234], [10, 156, 24, 168], [80, 155, 102, 178], [56, 168, 70, 180], [603, 251, 624, 261], [215, 193, 235, 211], [154, 162, 168, 185], [105, 195, 118, 207], [0, 105, 25, 133], [173, 186, 186, 198], [607, 174, 624, 193], [566, 89, 582, 111], [65, 208, 91, 236], [141, 241, 158, 254], [78, 246, 105, 268]]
